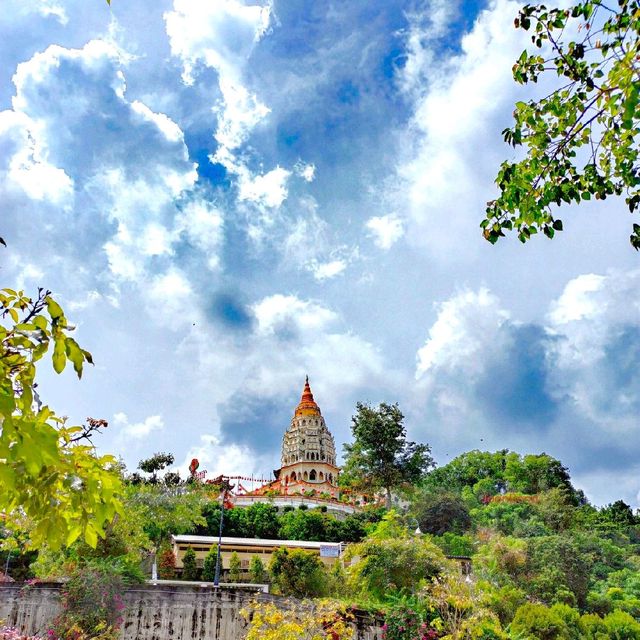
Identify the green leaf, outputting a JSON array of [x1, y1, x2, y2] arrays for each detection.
[[45, 296, 64, 321], [65, 337, 85, 378], [53, 336, 66, 373]]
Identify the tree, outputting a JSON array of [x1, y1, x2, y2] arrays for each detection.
[[202, 545, 217, 582], [0, 287, 122, 550], [228, 550, 242, 582], [412, 490, 472, 536], [249, 555, 266, 583], [269, 547, 328, 597], [182, 546, 197, 580], [137, 452, 176, 485], [483, 0, 640, 249], [343, 402, 434, 508]]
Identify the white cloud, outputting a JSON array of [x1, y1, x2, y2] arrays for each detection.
[[179, 434, 264, 479], [0, 110, 73, 204], [366, 214, 404, 250], [399, 0, 529, 260], [310, 259, 347, 281], [416, 287, 509, 379], [237, 165, 291, 208], [114, 412, 164, 440]]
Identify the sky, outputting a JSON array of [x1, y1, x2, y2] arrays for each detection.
[[1, 0, 639, 507]]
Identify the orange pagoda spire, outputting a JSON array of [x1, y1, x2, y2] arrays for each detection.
[[294, 375, 321, 416]]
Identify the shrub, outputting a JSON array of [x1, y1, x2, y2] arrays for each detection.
[[603, 610, 640, 639], [201, 546, 217, 582], [510, 603, 571, 640], [157, 546, 176, 580], [50, 565, 126, 640], [269, 547, 328, 597], [249, 556, 266, 583], [182, 546, 198, 581], [241, 600, 353, 640], [348, 536, 447, 600], [382, 604, 438, 640], [228, 551, 242, 582]]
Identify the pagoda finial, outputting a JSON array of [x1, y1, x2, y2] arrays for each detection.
[[295, 375, 320, 416]]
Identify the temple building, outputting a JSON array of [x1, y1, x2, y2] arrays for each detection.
[[252, 377, 340, 498], [232, 377, 358, 515]]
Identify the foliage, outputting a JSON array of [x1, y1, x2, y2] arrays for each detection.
[[228, 550, 242, 582], [343, 402, 433, 508], [347, 533, 447, 601], [249, 555, 267, 583], [202, 545, 217, 582], [50, 565, 126, 640], [0, 288, 122, 550], [412, 490, 472, 536], [133, 452, 177, 485], [510, 603, 571, 640], [428, 572, 507, 640], [241, 599, 354, 640], [198, 502, 381, 543], [124, 482, 205, 546], [157, 546, 176, 580], [181, 546, 198, 581], [382, 604, 438, 640], [269, 548, 328, 598], [483, 0, 640, 249]]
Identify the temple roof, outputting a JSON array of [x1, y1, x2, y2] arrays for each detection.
[[294, 375, 321, 417]]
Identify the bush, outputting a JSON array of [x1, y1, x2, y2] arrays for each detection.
[[202, 546, 217, 582], [50, 565, 126, 640], [249, 556, 266, 583], [182, 546, 198, 581], [157, 546, 176, 580], [228, 551, 242, 582], [382, 604, 437, 640], [269, 548, 328, 597], [603, 610, 640, 639], [510, 603, 571, 640], [347, 536, 446, 600]]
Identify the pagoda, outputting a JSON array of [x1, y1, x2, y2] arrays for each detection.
[[250, 377, 340, 499]]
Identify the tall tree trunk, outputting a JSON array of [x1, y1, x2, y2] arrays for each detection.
[[385, 487, 392, 510]]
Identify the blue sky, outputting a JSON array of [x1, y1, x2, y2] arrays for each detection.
[[1, 0, 639, 507]]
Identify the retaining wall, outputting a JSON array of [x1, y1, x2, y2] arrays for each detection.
[[0, 583, 382, 640]]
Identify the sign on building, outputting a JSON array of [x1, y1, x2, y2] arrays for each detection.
[[319, 544, 340, 558]]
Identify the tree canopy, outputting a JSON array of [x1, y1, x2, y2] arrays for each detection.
[[483, 0, 640, 249], [342, 402, 433, 508]]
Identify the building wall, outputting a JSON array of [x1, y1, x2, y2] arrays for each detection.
[[172, 539, 341, 572], [0, 583, 382, 640]]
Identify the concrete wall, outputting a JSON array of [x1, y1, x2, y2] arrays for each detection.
[[0, 583, 382, 640]]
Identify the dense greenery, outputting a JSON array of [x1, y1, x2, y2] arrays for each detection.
[[484, 0, 640, 249], [5, 434, 640, 638]]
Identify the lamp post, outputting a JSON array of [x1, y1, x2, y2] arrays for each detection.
[[213, 480, 227, 587]]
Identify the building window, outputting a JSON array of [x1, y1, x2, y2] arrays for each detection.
[[303, 471, 309, 481], [291, 472, 297, 481], [310, 469, 317, 481], [319, 472, 324, 480]]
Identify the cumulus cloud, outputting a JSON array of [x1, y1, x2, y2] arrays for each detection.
[[413, 270, 640, 505], [398, 0, 529, 259], [113, 412, 164, 440], [366, 214, 405, 250]]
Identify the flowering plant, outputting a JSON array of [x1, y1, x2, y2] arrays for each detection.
[[382, 606, 439, 640], [48, 565, 125, 640]]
